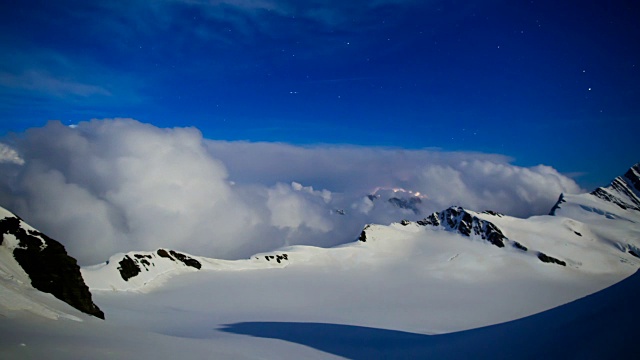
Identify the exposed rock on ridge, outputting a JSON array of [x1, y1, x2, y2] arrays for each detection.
[[378, 206, 570, 266], [116, 248, 203, 282], [590, 163, 640, 212], [414, 206, 509, 249], [549, 193, 566, 216], [0, 212, 104, 319]]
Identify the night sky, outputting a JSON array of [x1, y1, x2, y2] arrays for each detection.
[[1, 0, 638, 188]]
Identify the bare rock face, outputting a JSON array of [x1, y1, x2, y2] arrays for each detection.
[[549, 193, 566, 215], [537, 252, 567, 266], [114, 248, 203, 282], [117, 255, 142, 281], [590, 163, 640, 212], [0, 214, 104, 319], [416, 206, 508, 248], [263, 254, 289, 263], [163, 249, 202, 269], [358, 225, 371, 242]]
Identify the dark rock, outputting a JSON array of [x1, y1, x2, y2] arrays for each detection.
[[549, 193, 566, 215], [169, 250, 201, 269], [455, 210, 473, 236], [157, 248, 171, 258], [512, 241, 528, 252], [358, 225, 371, 242], [482, 210, 504, 217], [629, 250, 640, 258], [417, 213, 440, 226], [537, 252, 567, 266], [481, 222, 506, 248], [421, 207, 507, 248], [400, 220, 411, 226], [0, 215, 105, 319], [574, 231, 582, 237], [624, 163, 640, 193], [589, 163, 640, 212], [117, 256, 141, 281]]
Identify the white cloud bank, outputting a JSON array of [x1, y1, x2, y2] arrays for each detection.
[[0, 119, 582, 265]]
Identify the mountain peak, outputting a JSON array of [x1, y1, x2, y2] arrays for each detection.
[[590, 163, 640, 212]]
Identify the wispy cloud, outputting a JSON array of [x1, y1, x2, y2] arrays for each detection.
[[0, 70, 111, 98], [0, 47, 143, 123]]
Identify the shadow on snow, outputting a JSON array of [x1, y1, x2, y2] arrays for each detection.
[[221, 271, 640, 359]]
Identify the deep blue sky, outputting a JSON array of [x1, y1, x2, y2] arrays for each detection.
[[1, 0, 638, 188]]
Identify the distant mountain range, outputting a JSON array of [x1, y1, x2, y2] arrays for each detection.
[[1, 163, 639, 319], [77, 163, 640, 297]]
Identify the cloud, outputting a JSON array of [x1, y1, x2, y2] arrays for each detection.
[[267, 182, 333, 233], [0, 143, 24, 165], [0, 49, 142, 121], [97, 0, 424, 44], [1, 119, 262, 264], [204, 140, 583, 215], [0, 70, 111, 98], [0, 119, 583, 265]]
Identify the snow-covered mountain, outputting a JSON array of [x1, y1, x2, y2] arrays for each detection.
[[2, 163, 640, 359], [74, 164, 639, 295], [551, 163, 640, 216], [549, 162, 640, 258], [0, 207, 104, 319], [365, 187, 426, 215], [590, 162, 640, 211], [82, 248, 294, 292]]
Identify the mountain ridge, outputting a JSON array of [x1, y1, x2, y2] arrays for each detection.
[[590, 162, 640, 211], [0, 207, 104, 319], [2, 162, 640, 320]]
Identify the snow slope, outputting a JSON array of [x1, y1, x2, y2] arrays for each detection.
[[0, 206, 102, 320], [218, 269, 640, 359], [79, 210, 637, 337]]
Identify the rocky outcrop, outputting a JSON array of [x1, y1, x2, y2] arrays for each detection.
[[482, 210, 504, 217], [0, 213, 104, 319], [590, 163, 640, 212], [162, 249, 202, 269], [361, 205, 581, 269], [393, 206, 573, 266], [117, 255, 141, 281], [358, 225, 371, 242], [264, 254, 289, 263], [115, 248, 203, 282], [414, 206, 509, 249], [537, 252, 567, 266], [549, 193, 566, 215]]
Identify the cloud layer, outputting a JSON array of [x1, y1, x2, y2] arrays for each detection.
[[0, 119, 582, 265]]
